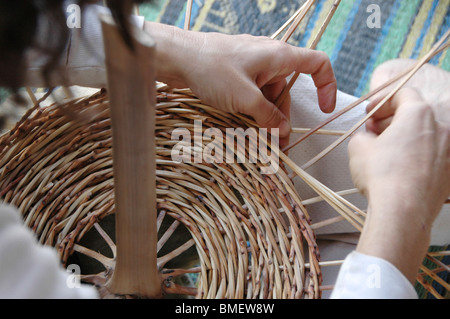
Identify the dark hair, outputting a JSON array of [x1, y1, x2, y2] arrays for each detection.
[[0, 0, 151, 96]]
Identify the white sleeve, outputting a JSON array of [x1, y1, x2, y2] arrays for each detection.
[[0, 204, 99, 299], [330, 251, 418, 299], [25, 4, 145, 88]]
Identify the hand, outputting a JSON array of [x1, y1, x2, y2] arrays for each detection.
[[366, 59, 450, 134], [350, 88, 450, 220], [348, 88, 450, 282], [144, 22, 337, 148]]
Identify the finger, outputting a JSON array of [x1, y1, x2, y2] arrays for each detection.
[[389, 87, 426, 121], [381, 88, 438, 142], [366, 88, 429, 135], [261, 80, 288, 107], [261, 79, 290, 120], [367, 87, 426, 130], [366, 94, 395, 121], [369, 62, 397, 100], [261, 80, 291, 149], [370, 59, 418, 92], [241, 83, 291, 138], [366, 117, 393, 135], [369, 59, 415, 101], [348, 131, 376, 193], [348, 131, 375, 160], [284, 48, 337, 113], [278, 91, 291, 150]]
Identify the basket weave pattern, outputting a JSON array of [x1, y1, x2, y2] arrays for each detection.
[[0, 85, 321, 299]]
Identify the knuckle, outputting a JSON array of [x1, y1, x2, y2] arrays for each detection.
[[263, 104, 281, 128], [314, 50, 329, 61]]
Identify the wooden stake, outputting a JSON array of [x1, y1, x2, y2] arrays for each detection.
[[302, 188, 358, 206], [276, 0, 340, 109], [305, 260, 344, 268], [291, 127, 346, 136], [101, 15, 160, 298], [280, 0, 316, 43], [270, 4, 307, 40], [310, 216, 345, 230], [184, 0, 194, 31], [279, 151, 366, 232], [25, 87, 38, 105], [309, 0, 341, 50]]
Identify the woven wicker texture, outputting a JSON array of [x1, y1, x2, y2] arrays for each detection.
[[0, 85, 324, 298]]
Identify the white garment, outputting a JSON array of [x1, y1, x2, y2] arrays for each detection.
[[12, 4, 448, 299], [25, 4, 145, 88], [0, 204, 98, 298], [330, 251, 418, 299]]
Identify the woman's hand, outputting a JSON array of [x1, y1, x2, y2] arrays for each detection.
[[366, 59, 450, 134], [144, 22, 337, 148], [348, 87, 450, 283]]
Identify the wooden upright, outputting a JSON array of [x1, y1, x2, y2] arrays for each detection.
[[101, 15, 160, 298]]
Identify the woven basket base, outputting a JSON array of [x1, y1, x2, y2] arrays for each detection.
[[0, 85, 322, 299]]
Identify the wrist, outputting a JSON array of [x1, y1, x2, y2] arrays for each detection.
[[366, 182, 436, 230], [143, 21, 194, 88], [357, 196, 432, 283]]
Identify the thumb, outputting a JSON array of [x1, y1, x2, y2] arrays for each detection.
[[348, 131, 376, 194]]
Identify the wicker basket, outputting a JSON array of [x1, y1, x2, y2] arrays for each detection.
[[0, 84, 324, 299]]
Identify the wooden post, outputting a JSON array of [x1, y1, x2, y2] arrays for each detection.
[[100, 15, 160, 298]]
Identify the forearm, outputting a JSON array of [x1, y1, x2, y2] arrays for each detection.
[[348, 90, 450, 285], [143, 21, 198, 88], [356, 192, 431, 284]]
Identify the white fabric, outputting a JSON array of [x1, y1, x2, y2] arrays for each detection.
[[330, 251, 418, 299], [0, 204, 98, 299], [25, 4, 145, 88]]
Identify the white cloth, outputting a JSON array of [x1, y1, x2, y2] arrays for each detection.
[[25, 4, 145, 88], [330, 251, 418, 299], [0, 204, 98, 299]]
